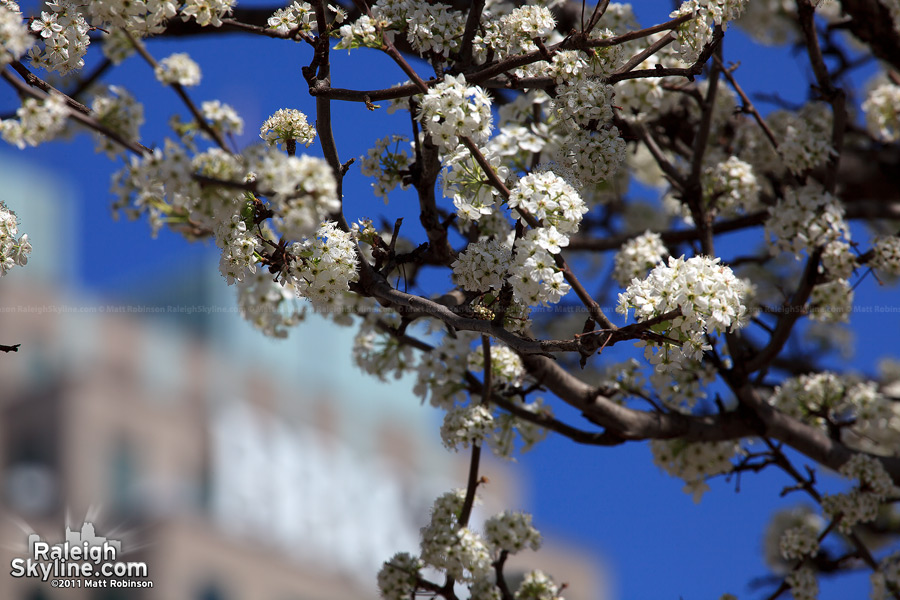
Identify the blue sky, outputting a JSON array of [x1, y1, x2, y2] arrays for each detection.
[[2, 2, 898, 599]]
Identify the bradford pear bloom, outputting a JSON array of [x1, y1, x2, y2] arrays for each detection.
[[467, 344, 525, 387], [808, 279, 853, 323], [484, 511, 541, 554], [765, 183, 849, 258], [785, 567, 818, 600], [443, 148, 510, 221], [91, 86, 144, 157], [420, 490, 492, 581], [557, 127, 626, 184], [243, 147, 338, 241], [507, 170, 587, 235], [417, 74, 492, 152], [651, 439, 740, 502], [871, 552, 900, 600], [553, 78, 615, 133], [617, 255, 747, 367], [27, 0, 89, 74], [0, 200, 31, 276], [441, 404, 494, 450], [452, 238, 512, 293], [763, 506, 824, 572], [0, 92, 69, 149], [287, 221, 359, 309], [377, 552, 423, 600], [767, 372, 895, 449], [508, 232, 571, 306], [871, 236, 900, 276], [515, 570, 563, 600], [267, 1, 316, 35], [154, 53, 201, 86], [863, 79, 900, 143], [701, 156, 761, 216], [181, 0, 235, 27], [779, 526, 819, 561], [0, 3, 32, 67], [405, 1, 466, 56], [612, 230, 668, 287], [237, 271, 305, 338], [202, 100, 243, 136], [821, 455, 898, 534], [260, 108, 317, 149]]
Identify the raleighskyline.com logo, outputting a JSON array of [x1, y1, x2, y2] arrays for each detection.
[[10, 522, 153, 589]]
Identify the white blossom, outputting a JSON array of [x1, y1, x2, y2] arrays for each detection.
[[612, 230, 668, 287], [418, 74, 492, 152], [0, 200, 31, 276], [154, 53, 202, 86], [260, 108, 317, 149], [863, 80, 900, 142]]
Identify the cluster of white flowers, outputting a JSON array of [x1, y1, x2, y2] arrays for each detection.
[[215, 206, 261, 285], [83, 0, 175, 35], [650, 355, 718, 410], [360, 135, 410, 202], [871, 236, 900, 275], [181, 0, 235, 27], [552, 79, 615, 133], [415, 332, 476, 408], [0, 2, 31, 67], [267, 1, 316, 35], [237, 270, 305, 338], [482, 5, 555, 57], [774, 103, 834, 175], [701, 156, 761, 216], [785, 566, 818, 600], [871, 552, 900, 600], [650, 439, 740, 502], [420, 489, 492, 581], [821, 454, 898, 533], [779, 526, 819, 561], [491, 397, 549, 459], [670, 0, 749, 63], [286, 221, 359, 309], [244, 147, 338, 241], [376, 552, 422, 600], [202, 100, 244, 137], [515, 570, 564, 600], [441, 404, 494, 450], [509, 230, 571, 306], [91, 86, 144, 158], [508, 170, 587, 235], [765, 183, 849, 258], [0, 93, 69, 149], [768, 373, 893, 443], [443, 148, 510, 221], [808, 278, 853, 323], [612, 230, 668, 287], [154, 53, 202, 86], [418, 74, 492, 152], [334, 14, 385, 51], [557, 127, 626, 184], [863, 79, 900, 142], [820, 241, 857, 281], [484, 511, 541, 554], [406, 1, 466, 56], [259, 108, 317, 150], [0, 200, 30, 277], [27, 1, 89, 74], [617, 255, 747, 370], [763, 506, 824, 572], [452, 238, 513, 293], [468, 344, 526, 388], [352, 313, 416, 381]]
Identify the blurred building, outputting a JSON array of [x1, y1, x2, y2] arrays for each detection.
[[0, 156, 604, 600]]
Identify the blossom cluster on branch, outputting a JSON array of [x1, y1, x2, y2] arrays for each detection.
[[2, 0, 900, 597]]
